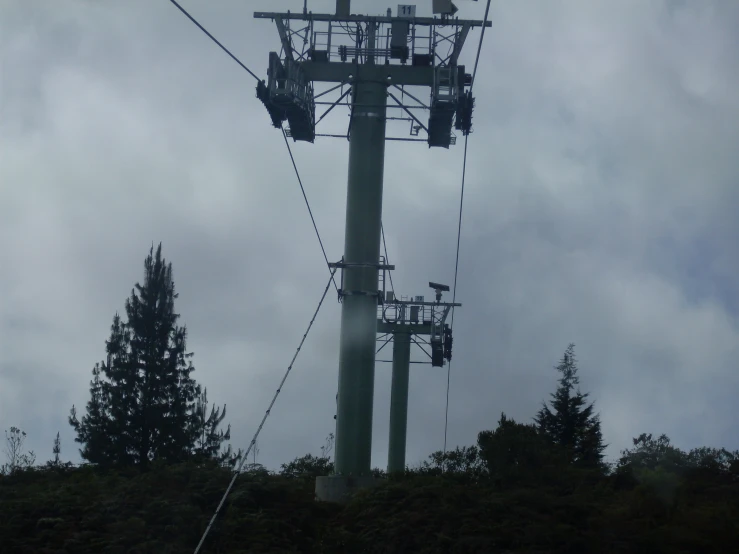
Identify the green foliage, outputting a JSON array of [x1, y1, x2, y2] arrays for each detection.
[[41, 431, 75, 472], [192, 387, 242, 467], [631, 465, 683, 506], [617, 432, 739, 490], [51, 431, 61, 466], [7, 320, 736, 552], [477, 412, 567, 485], [685, 445, 739, 473], [319, 455, 739, 553], [370, 467, 386, 479], [618, 433, 688, 473], [280, 454, 334, 478], [416, 445, 485, 479], [69, 244, 233, 468], [280, 433, 336, 478], [1, 436, 738, 552], [534, 343, 607, 468]]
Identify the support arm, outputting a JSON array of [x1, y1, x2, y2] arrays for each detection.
[[449, 22, 471, 65], [275, 16, 294, 61], [387, 91, 429, 134]]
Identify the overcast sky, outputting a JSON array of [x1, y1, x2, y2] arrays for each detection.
[[1, 0, 738, 472]]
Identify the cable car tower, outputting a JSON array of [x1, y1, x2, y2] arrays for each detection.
[[377, 282, 460, 474], [255, 1, 489, 503]]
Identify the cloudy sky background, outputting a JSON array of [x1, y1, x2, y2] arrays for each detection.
[[1, 0, 738, 471]]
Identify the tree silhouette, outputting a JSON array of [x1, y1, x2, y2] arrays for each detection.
[[52, 432, 61, 466], [534, 344, 606, 468], [2, 427, 35, 474], [69, 243, 230, 467], [192, 387, 240, 466]]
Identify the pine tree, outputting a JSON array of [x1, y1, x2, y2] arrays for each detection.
[[69, 362, 117, 464], [192, 387, 233, 464], [52, 432, 61, 466], [70, 243, 229, 467], [534, 344, 606, 468]]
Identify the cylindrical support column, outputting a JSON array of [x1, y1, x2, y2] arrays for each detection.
[[333, 78, 388, 477], [387, 331, 412, 474]]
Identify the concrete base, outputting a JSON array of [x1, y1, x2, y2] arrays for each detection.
[[315, 474, 379, 504]]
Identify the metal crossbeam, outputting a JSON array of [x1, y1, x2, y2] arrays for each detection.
[[300, 61, 435, 86], [387, 91, 429, 134], [255, 12, 492, 28], [315, 87, 352, 126]]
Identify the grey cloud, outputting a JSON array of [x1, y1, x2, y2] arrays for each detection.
[[1, 0, 738, 471]]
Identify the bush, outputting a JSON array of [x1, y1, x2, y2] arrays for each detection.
[[279, 454, 333, 478]]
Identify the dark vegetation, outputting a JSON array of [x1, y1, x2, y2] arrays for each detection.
[[67, 244, 240, 470], [2, 245, 738, 552]]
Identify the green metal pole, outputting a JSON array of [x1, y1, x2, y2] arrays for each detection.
[[333, 76, 388, 477], [387, 330, 412, 474]]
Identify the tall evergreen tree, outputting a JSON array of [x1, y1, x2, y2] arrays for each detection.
[[52, 432, 61, 466], [69, 244, 231, 467], [534, 344, 606, 468]]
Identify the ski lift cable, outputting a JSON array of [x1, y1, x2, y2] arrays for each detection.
[[168, 0, 260, 82], [193, 268, 337, 554], [443, 0, 492, 457], [168, 0, 339, 294]]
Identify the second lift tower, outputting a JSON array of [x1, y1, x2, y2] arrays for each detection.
[[255, 1, 489, 503]]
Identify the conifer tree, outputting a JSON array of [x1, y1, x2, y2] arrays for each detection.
[[69, 243, 231, 467], [192, 387, 235, 464], [69, 362, 116, 464], [534, 344, 606, 468], [52, 432, 61, 466]]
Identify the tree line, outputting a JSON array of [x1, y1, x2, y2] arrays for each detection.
[[280, 343, 612, 480], [279, 347, 739, 486], [3, 244, 738, 485]]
